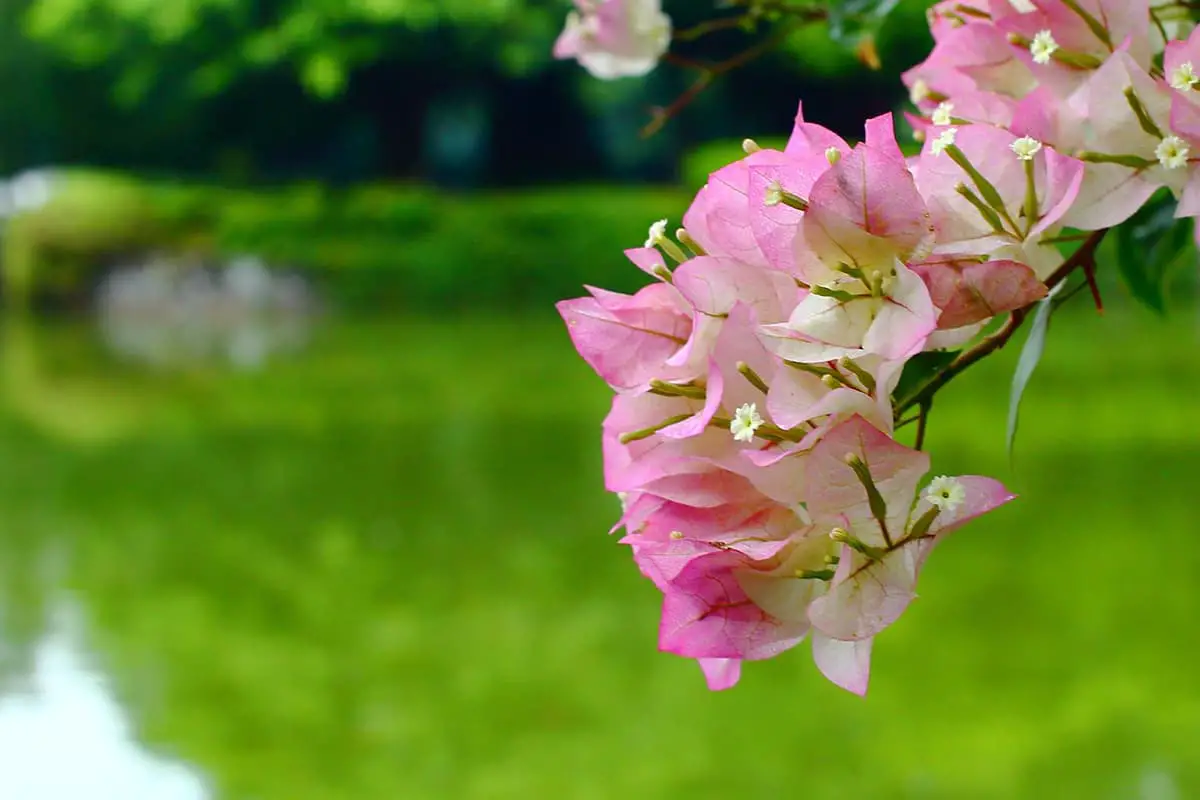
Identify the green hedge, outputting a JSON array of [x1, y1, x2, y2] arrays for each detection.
[[1, 159, 1162, 314], [3, 170, 693, 311]]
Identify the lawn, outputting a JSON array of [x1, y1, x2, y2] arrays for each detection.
[[0, 307, 1197, 799]]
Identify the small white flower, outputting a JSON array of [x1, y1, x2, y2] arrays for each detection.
[[924, 476, 966, 513], [669, 530, 685, 540], [1156, 135, 1190, 170], [931, 101, 954, 127], [930, 127, 958, 156], [825, 146, 842, 165], [763, 181, 784, 207], [730, 403, 764, 442], [645, 218, 668, 248], [909, 78, 930, 105], [1170, 61, 1199, 92], [1008, 0, 1036, 11], [1010, 136, 1043, 161], [1030, 30, 1058, 65], [742, 138, 762, 154]]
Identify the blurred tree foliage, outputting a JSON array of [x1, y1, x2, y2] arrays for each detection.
[[3, 0, 936, 183], [23, 0, 566, 100]]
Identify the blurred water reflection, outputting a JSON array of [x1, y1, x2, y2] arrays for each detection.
[[97, 256, 318, 372], [0, 601, 210, 800], [0, 313, 1194, 798]]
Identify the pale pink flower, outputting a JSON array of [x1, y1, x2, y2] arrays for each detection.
[[1162, 30, 1200, 222], [558, 242, 798, 392], [625, 504, 833, 688], [765, 353, 902, 436], [656, 543, 812, 662], [906, 89, 1018, 139], [902, 14, 1034, 110], [810, 634, 873, 695], [1058, 51, 1192, 230], [915, 123, 1083, 246], [682, 102, 849, 275], [794, 113, 936, 286], [666, 256, 799, 377], [912, 258, 1048, 329], [759, 261, 938, 363], [698, 658, 742, 691], [755, 115, 940, 364], [1164, 26, 1200, 101], [554, 0, 671, 79], [556, 281, 691, 390], [628, 415, 1012, 695], [991, 0, 1153, 94], [802, 416, 1015, 646], [614, 453, 820, 690], [913, 122, 1084, 281]]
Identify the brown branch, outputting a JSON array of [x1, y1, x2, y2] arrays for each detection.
[[1040, 228, 1109, 290], [893, 228, 1109, 420], [642, 22, 802, 138], [673, 16, 747, 43]]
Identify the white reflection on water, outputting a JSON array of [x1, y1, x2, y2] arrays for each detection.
[[0, 604, 210, 800]]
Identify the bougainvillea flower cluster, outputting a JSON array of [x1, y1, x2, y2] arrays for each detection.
[[554, 0, 1197, 692]]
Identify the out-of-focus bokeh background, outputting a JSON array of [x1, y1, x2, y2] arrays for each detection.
[[0, 1, 1198, 798]]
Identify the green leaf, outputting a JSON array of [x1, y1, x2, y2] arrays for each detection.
[[826, 0, 902, 42], [301, 52, 347, 99], [1114, 190, 1196, 314], [893, 350, 956, 409], [1007, 283, 1063, 458]]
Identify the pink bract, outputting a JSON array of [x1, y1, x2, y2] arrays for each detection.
[[553, 0, 672, 79]]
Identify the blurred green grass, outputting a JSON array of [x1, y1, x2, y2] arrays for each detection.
[[8, 167, 1193, 318], [0, 307, 1197, 799], [3, 171, 690, 311]]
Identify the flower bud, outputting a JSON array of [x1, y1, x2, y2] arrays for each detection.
[[838, 357, 877, 393], [736, 361, 770, 394], [675, 228, 706, 257], [829, 527, 885, 559], [845, 454, 894, 547], [619, 412, 694, 444], [649, 379, 706, 399], [796, 568, 836, 581], [1124, 87, 1164, 139]]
